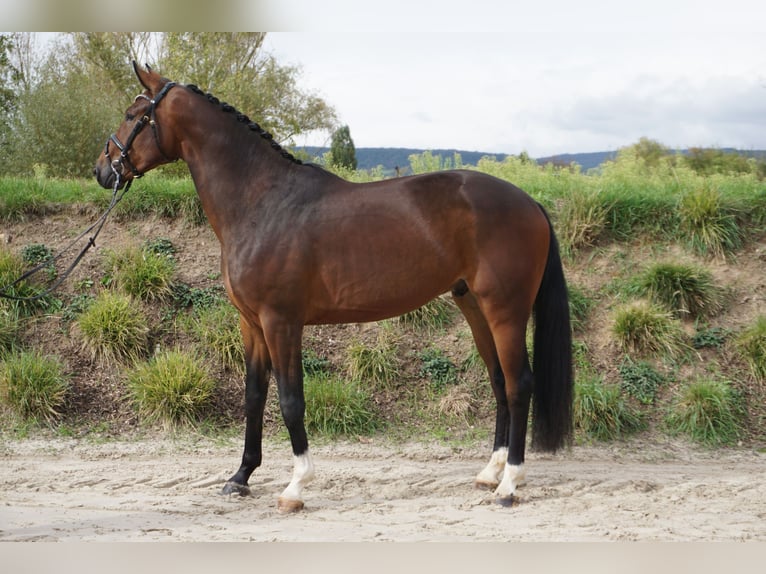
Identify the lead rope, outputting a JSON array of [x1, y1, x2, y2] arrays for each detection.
[[0, 174, 133, 302]]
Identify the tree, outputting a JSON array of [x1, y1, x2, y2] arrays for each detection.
[[160, 33, 337, 143], [329, 125, 357, 170]]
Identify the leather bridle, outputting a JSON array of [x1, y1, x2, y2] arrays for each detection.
[[104, 81, 177, 180]]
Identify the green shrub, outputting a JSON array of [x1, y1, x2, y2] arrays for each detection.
[[105, 245, 176, 301], [419, 347, 459, 390], [612, 302, 687, 358], [76, 291, 149, 363], [127, 350, 215, 429], [678, 185, 741, 257], [666, 378, 743, 445], [303, 372, 379, 436], [618, 357, 666, 404], [172, 283, 227, 311], [635, 262, 723, 318], [0, 351, 69, 424], [346, 331, 400, 388], [574, 374, 644, 441], [692, 325, 729, 349], [189, 303, 243, 371], [734, 316, 766, 384]]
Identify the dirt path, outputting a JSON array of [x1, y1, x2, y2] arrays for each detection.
[[0, 436, 764, 541]]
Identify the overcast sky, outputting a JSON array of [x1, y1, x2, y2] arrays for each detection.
[[262, 0, 766, 157]]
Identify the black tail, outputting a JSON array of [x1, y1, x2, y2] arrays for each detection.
[[531, 205, 573, 452]]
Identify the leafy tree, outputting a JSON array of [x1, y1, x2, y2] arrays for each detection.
[[160, 33, 337, 143], [622, 137, 670, 168], [329, 125, 357, 170]]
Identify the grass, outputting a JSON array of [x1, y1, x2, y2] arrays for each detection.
[[666, 378, 743, 445], [346, 330, 400, 389], [0, 350, 69, 424], [633, 262, 723, 318], [612, 302, 687, 358], [734, 316, 766, 384], [0, 309, 20, 353], [127, 350, 215, 429], [0, 246, 56, 316], [104, 245, 176, 302], [76, 290, 149, 363], [573, 372, 644, 441], [678, 185, 742, 258], [303, 372, 379, 436], [555, 187, 610, 255], [188, 302, 244, 372], [393, 296, 456, 333]]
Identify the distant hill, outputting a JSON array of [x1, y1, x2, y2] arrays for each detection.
[[297, 146, 766, 175]]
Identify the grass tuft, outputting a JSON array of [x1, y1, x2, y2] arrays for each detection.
[[666, 378, 743, 445], [679, 185, 742, 258], [346, 331, 400, 389], [303, 372, 379, 436], [612, 302, 687, 358], [734, 316, 766, 384], [574, 373, 644, 441], [189, 303, 244, 372], [394, 296, 456, 332], [76, 290, 149, 364], [127, 350, 215, 429], [635, 262, 723, 318], [0, 350, 69, 424], [105, 245, 176, 302]]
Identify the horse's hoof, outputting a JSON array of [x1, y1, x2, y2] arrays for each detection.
[[221, 481, 251, 497], [474, 478, 499, 491], [494, 494, 516, 508], [277, 496, 305, 514]]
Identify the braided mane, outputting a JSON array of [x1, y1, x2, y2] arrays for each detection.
[[185, 84, 303, 165]]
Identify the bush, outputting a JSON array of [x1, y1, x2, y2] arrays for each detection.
[[105, 245, 176, 302], [127, 350, 215, 429], [612, 302, 687, 358], [666, 378, 743, 445], [734, 316, 766, 384], [76, 291, 149, 363], [634, 262, 723, 318], [574, 374, 644, 441], [0, 350, 69, 424], [303, 372, 378, 436]]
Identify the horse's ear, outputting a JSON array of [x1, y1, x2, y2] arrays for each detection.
[[132, 60, 163, 94]]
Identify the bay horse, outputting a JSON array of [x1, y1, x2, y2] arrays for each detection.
[[94, 62, 573, 512]]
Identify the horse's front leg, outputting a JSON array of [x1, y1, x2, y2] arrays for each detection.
[[222, 319, 272, 496], [265, 319, 315, 513]]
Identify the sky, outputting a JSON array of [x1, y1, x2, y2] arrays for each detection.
[[4, 0, 765, 158], [260, 0, 766, 157]]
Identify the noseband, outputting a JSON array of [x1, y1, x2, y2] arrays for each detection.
[[104, 81, 177, 180]]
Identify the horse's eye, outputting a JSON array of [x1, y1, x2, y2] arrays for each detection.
[[125, 113, 135, 121]]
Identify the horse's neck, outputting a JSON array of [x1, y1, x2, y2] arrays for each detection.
[[181, 128, 302, 239]]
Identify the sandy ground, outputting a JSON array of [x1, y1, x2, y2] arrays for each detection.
[[0, 436, 764, 542]]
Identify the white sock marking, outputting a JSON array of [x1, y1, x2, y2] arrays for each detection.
[[279, 451, 315, 503]]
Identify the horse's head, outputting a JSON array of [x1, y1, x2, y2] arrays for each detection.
[[94, 62, 179, 190]]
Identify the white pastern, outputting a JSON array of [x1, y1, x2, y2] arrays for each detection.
[[494, 462, 525, 499], [475, 447, 508, 486], [279, 451, 315, 504]]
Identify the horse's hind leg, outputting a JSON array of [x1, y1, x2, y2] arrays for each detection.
[[451, 284, 508, 490]]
